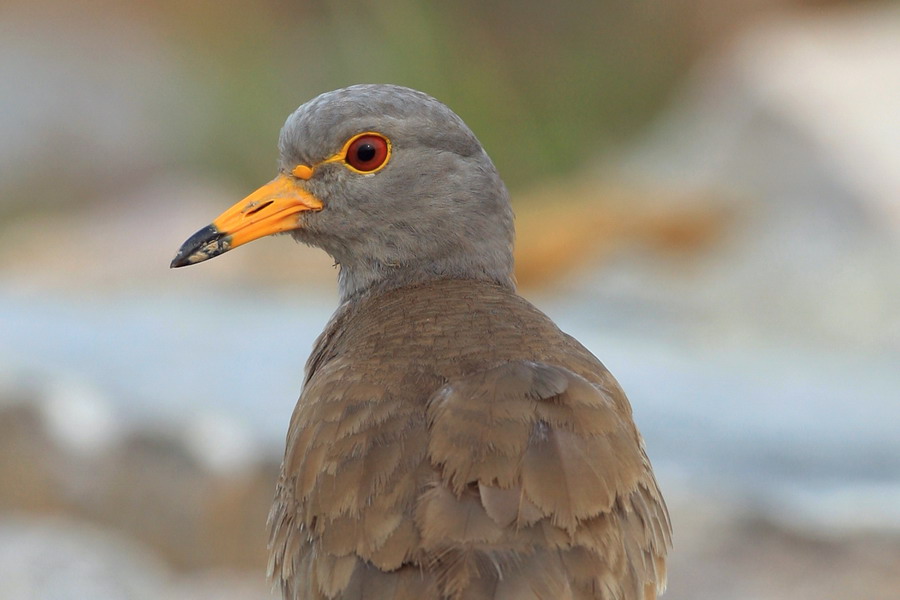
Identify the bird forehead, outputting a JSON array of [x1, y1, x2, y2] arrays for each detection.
[[278, 84, 479, 165]]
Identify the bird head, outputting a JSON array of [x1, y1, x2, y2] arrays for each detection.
[[171, 85, 515, 301]]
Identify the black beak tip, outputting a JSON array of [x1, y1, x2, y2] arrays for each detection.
[[170, 224, 228, 269], [170, 255, 189, 269]]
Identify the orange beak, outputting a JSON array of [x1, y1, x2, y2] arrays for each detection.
[[170, 174, 323, 268]]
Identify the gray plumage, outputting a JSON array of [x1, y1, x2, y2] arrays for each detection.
[[280, 85, 514, 302]]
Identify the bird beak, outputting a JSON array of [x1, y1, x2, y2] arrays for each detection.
[[170, 173, 324, 268]]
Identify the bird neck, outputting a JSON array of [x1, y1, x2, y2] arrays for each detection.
[[337, 253, 515, 304]]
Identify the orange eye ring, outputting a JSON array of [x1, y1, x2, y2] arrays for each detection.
[[290, 132, 392, 180], [343, 133, 391, 174]]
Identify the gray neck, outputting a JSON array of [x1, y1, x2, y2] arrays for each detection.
[[337, 252, 515, 303]]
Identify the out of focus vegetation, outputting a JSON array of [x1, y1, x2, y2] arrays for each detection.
[[2, 0, 828, 219], [159, 0, 697, 186]]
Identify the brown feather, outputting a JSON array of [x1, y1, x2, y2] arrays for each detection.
[[417, 485, 505, 547], [267, 279, 671, 599]]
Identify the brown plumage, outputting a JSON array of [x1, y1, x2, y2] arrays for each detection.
[[172, 85, 671, 599], [267, 280, 670, 599]]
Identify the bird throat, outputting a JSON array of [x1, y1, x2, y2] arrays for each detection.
[[336, 254, 515, 304]]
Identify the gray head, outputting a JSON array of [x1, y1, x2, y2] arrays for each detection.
[[171, 84, 515, 302]]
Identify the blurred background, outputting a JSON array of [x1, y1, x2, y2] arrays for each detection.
[[1, 0, 898, 598]]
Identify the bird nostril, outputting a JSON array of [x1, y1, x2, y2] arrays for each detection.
[[244, 200, 274, 216]]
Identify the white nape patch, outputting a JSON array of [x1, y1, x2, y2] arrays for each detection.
[[40, 375, 119, 456], [183, 412, 257, 474]]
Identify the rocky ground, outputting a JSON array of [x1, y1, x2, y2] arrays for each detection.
[[2, 398, 899, 600]]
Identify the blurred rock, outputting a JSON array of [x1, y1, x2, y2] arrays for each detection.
[[0, 397, 279, 573], [591, 3, 900, 352], [169, 570, 275, 600], [513, 181, 729, 288], [0, 516, 169, 600], [627, 4, 900, 229], [0, 515, 274, 600], [0, 398, 67, 514], [663, 492, 900, 600], [4, 417, 900, 600]]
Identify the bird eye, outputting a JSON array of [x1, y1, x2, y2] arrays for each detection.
[[345, 134, 390, 173]]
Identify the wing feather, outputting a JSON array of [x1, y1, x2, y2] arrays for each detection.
[[426, 361, 671, 599], [271, 357, 670, 599]]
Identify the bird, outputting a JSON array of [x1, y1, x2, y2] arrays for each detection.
[[171, 84, 671, 600]]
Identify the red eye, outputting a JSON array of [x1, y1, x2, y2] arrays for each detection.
[[345, 134, 390, 173]]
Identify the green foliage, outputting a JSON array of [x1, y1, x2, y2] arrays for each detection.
[[163, 0, 693, 191]]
